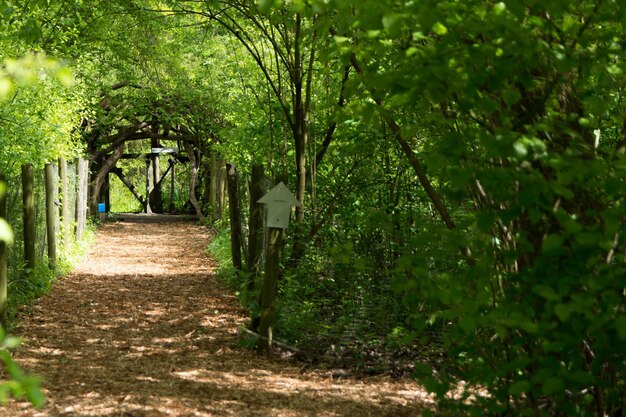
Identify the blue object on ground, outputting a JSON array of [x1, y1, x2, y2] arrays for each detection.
[[98, 203, 106, 213]]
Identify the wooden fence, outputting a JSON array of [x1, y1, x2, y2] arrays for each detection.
[[0, 158, 90, 327]]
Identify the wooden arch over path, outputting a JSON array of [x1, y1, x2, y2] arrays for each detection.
[[84, 82, 219, 220], [101, 146, 187, 215]]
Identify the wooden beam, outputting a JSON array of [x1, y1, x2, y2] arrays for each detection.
[[155, 160, 174, 189], [120, 153, 147, 159], [110, 167, 147, 209], [117, 153, 189, 163]]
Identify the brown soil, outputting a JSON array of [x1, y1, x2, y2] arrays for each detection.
[[3, 220, 432, 416]]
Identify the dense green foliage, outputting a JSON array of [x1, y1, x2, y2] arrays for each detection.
[[1, 0, 625, 415], [194, 1, 626, 415], [0, 0, 90, 406]]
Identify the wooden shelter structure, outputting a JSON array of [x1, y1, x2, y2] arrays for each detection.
[[83, 82, 221, 219], [99, 147, 189, 214]]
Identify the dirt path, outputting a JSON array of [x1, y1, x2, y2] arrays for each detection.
[[4, 221, 431, 416]]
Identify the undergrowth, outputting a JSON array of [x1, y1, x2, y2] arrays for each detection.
[[206, 220, 240, 288], [207, 222, 420, 375]]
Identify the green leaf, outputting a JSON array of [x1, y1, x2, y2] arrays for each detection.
[[493, 2, 507, 15], [423, 376, 440, 393], [542, 234, 564, 255], [520, 321, 540, 334], [258, 0, 282, 14], [1, 336, 20, 349], [54, 67, 74, 87], [24, 378, 44, 408], [459, 316, 476, 332], [509, 380, 531, 396], [550, 182, 574, 200], [554, 303, 570, 322], [570, 371, 593, 385], [383, 14, 402, 37], [533, 284, 560, 301], [432, 22, 448, 36], [513, 141, 528, 157], [503, 88, 521, 106], [542, 377, 565, 396], [616, 316, 626, 340]]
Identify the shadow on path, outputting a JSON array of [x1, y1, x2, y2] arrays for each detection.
[[4, 221, 430, 416]]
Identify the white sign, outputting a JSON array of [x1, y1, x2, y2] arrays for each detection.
[[151, 147, 179, 154], [257, 182, 301, 229]]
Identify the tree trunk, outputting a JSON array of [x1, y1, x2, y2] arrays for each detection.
[[103, 171, 110, 213], [226, 162, 243, 271], [90, 145, 124, 216], [183, 142, 204, 221], [287, 14, 318, 266], [293, 15, 306, 220], [248, 164, 266, 289]]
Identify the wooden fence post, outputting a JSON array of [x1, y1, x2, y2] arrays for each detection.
[[75, 158, 88, 241], [218, 158, 226, 220], [183, 142, 204, 220], [226, 162, 243, 271], [209, 155, 217, 221], [248, 163, 265, 290], [0, 173, 8, 326], [59, 157, 70, 251], [45, 163, 57, 269], [21, 164, 36, 271], [210, 155, 226, 221]]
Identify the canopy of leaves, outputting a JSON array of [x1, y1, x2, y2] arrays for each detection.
[[2, 1, 626, 415]]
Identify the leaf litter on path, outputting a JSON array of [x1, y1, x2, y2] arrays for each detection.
[[3, 220, 433, 416]]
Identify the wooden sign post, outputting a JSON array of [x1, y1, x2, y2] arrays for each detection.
[[257, 182, 301, 352]]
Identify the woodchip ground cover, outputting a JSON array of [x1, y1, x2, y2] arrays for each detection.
[[3, 220, 430, 416]]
